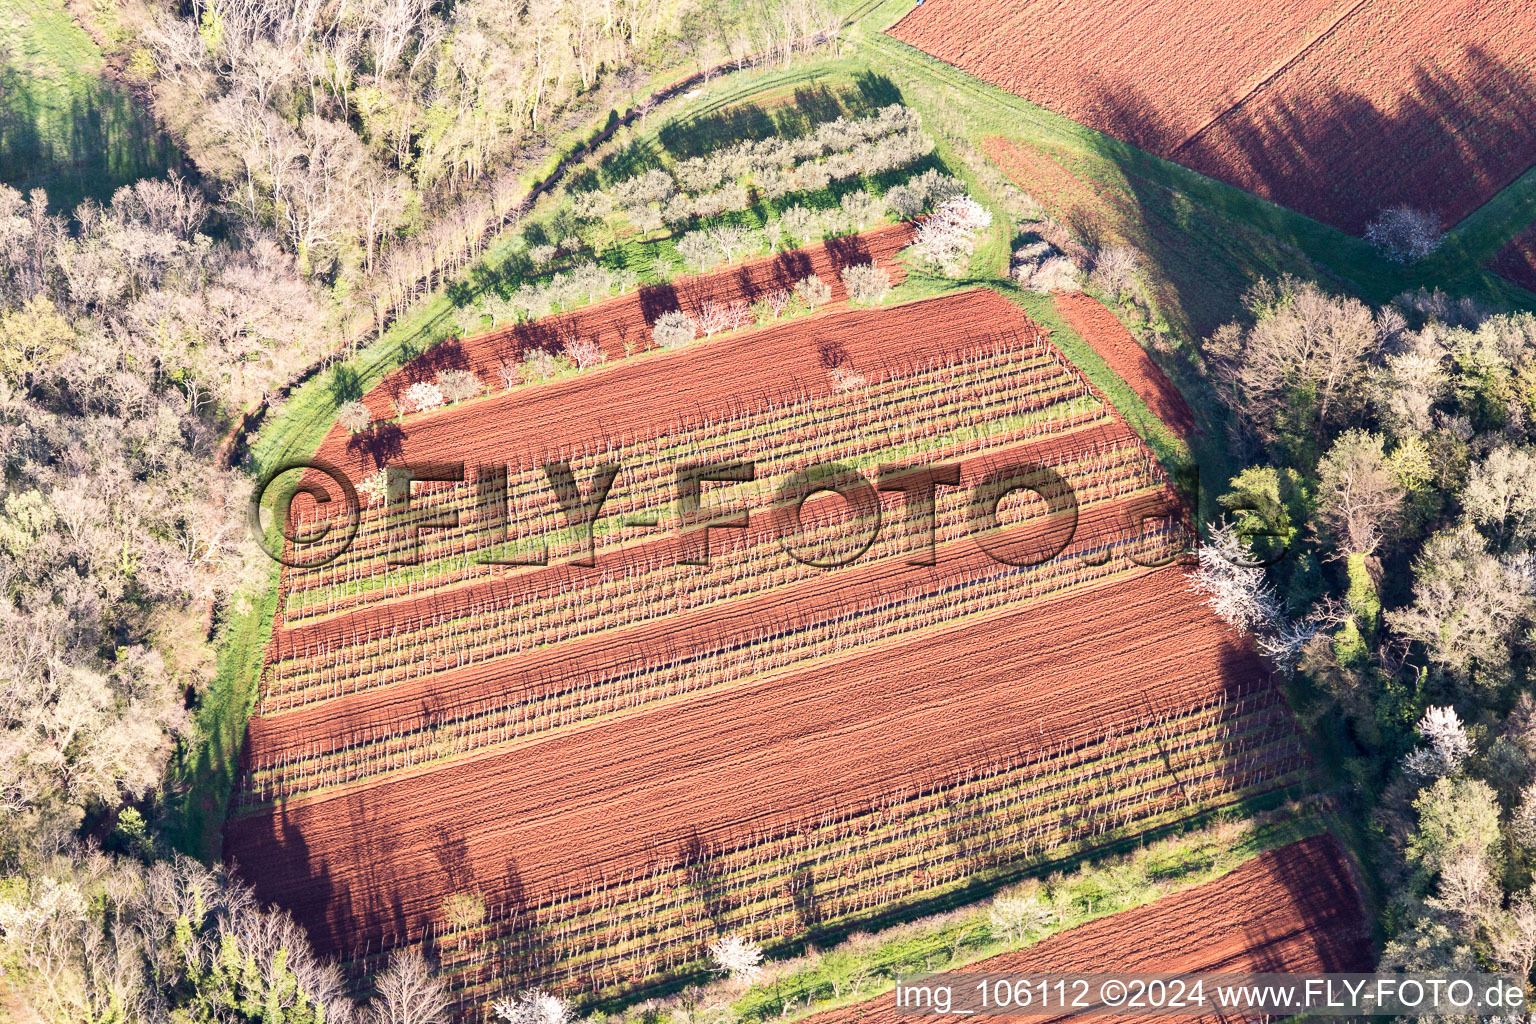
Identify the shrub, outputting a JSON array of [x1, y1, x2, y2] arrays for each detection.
[[828, 365, 866, 392], [1365, 205, 1444, 263], [337, 399, 372, 433], [779, 205, 819, 246], [708, 933, 765, 983], [841, 262, 891, 305], [794, 162, 832, 192], [652, 310, 698, 349], [560, 336, 606, 369], [1017, 255, 1082, 293], [908, 168, 964, 206], [908, 194, 992, 276], [1087, 245, 1143, 302], [519, 348, 561, 383], [357, 469, 389, 506], [402, 381, 445, 414], [990, 890, 1056, 944], [442, 891, 487, 932], [708, 223, 758, 264], [495, 361, 520, 391], [751, 288, 792, 324], [661, 193, 694, 226], [795, 274, 832, 308], [884, 183, 925, 220], [436, 368, 483, 403]]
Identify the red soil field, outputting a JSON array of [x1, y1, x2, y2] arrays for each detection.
[[248, 483, 1181, 767], [1052, 293, 1198, 439], [226, 564, 1272, 954], [1490, 224, 1536, 295], [802, 834, 1370, 1024], [321, 287, 1042, 482], [891, 0, 1536, 231], [369, 222, 914, 416]]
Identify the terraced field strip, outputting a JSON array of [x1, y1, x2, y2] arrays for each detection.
[[281, 325, 1100, 620], [260, 426, 1167, 716], [239, 493, 1188, 805], [360, 684, 1304, 1005], [360, 221, 917, 419], [1051, 292, 1197, 440], [228, 563, 1282, 956], [799, 833, 1369, 1024]]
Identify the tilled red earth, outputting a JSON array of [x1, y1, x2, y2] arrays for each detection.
[[226, 565, 1268, 954], [322, 286, 1037, 482], [891, 0, 1536, 232], [1053, 293, 1197, 440], [365, 222, 914, 420], [251, 424, 1171, 763], [802, 834, 1370, 1024]]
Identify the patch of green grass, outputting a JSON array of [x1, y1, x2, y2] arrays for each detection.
[[0, 0, 177, 210], [161, 562, 280, 859]]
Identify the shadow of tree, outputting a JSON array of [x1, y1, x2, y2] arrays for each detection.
[[0, 44, 180, 211]]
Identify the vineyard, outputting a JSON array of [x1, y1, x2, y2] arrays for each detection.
[[228, 283, 1304, 1012], [890, 0, 1536, 231]]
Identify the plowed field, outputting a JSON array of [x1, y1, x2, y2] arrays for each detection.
[[369, 222, 914, 419], [802, 834, 1369, 1024], [229, 284, 1303, 1008], [324, 286, 1036, 481], [229, 564, 1272, 954], [891, 0, 1536, 231], [1052, 293, 1197, 440]]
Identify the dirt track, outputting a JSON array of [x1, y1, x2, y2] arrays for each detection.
[[1052, 293, 1197, 440], [892, 0, 1536, 231], [226, 564, 1270, 953], [802, 834, 1370, 1024]]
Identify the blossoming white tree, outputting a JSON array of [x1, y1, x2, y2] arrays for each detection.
[[1402, 705, 1473, 780], [908, 194, 993, 277], [708, 932, 765, 983], [402, 381, 445, 414], [491, 989, 573, 1024]]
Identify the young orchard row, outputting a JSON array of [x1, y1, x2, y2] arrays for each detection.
[[241, 507, 1183, 800], [336, 687, 1302, 1010], [259, 446, 1169, 716], [281, 332, 1101, 618]]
